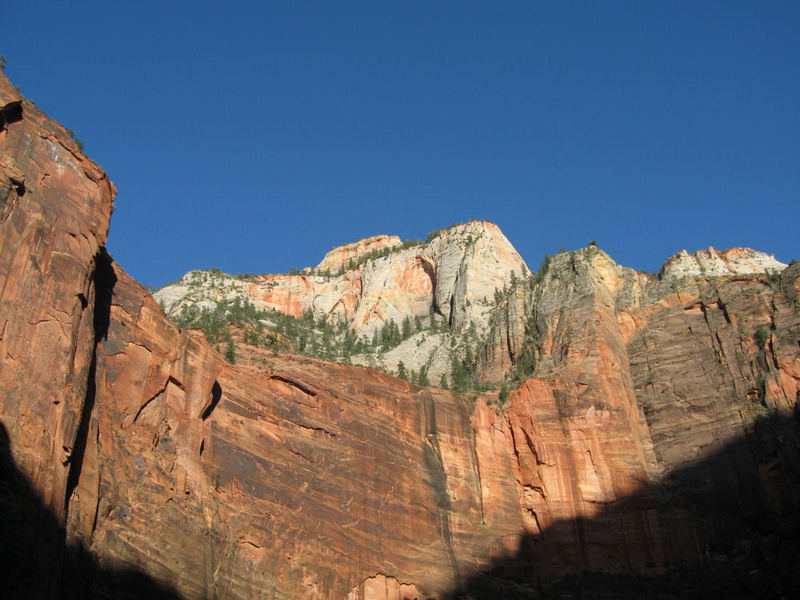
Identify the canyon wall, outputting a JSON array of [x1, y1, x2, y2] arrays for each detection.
[[156, 222, 528, 339], [0, 73, 116, 598], [2, 71, 799, 599], [154, 220, 529, 382]]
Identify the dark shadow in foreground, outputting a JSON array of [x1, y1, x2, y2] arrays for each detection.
[[3, 387, 799, 599], [443, 410, 800, 599], [0, 421, 183, 599]]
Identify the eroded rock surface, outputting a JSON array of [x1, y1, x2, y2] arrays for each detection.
[[0, 71, 116, 597], [470, 245, 800, 594], [0, 72, 115, 519], [157, 222, 527, 337], [660, 246, 786, 280], [155, 220, 528, 380], [2, 69, 800, 599], [316, 234, 403, 272]]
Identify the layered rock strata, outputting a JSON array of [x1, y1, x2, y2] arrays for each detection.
[[155, 221, 529, 381], [661, 246, 786, 280], [315, 234, 402, 272], [2, 70, 799, 600], [0, 72, 116, 596], [157, 222, 528, 338]]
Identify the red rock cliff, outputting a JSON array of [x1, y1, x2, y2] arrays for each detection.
[[0, 77, 115, 513], [2, 71, 800, 599]]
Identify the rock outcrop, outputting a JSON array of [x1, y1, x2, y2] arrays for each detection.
[[316, 234, 402, 272], [0, 73, 115, 514], [2, 69, 800, 600], [0, 71, 116, 596], [155, 221, 528, 381], [660, 246, 786, 280], [157, 222, 527, 337], [471, 243, 800, 594]]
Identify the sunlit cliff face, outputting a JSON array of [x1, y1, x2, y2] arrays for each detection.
[[2, 68, 799, 599]]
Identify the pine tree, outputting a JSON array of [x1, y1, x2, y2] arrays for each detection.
[[439, 374, 448, 390], [418, 365, 430, 387], [499, 381, 510, 406], [225, 337, 236, 364], [402, 316, 412, 339], [397, 361, 407, 381]]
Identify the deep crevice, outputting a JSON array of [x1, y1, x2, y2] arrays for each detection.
[[64, 249, 116, 514], [11, 178, 25, 196], [201, 380, 222, 420], [268, 374, 315, 397], [133, 380, 169, 425], [0, 100, 23, 131], [420, 257, 437, 317]]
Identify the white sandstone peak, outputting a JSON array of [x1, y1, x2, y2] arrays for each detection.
[[660, 247, 786, 280]]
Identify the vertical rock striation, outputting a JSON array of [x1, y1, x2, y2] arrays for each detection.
[[155, 220, 529, 381], [1, 69, 799, 599], [0, 71, 116, 596]]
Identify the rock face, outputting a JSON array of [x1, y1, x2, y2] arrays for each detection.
[[471, 245, 800, 594], [2, 69, 800, 600], [157, 222, 527, 337], [0, 72, 116, 597], [155, 220, 529, 381], [316, 234, 402, 272], [0, 75, 115, 523], [660, 246, 786, 280]]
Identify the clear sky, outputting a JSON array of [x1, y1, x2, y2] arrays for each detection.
[[3, 1, 798, 287]]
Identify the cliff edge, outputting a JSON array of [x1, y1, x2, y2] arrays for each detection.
[[2, 71, 799, 599]]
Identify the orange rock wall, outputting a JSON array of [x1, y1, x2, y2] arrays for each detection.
[[0, 73, 115, 518], [2, 69, 799, 598]]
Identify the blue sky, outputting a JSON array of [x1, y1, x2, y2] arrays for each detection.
[[3, 1, 798, 287]]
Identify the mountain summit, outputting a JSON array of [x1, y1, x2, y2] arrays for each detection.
[[2, 70, 799, 599]]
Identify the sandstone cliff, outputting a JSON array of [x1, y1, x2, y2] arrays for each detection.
[[2, 70, 800, 600], [315, 234, 402, 272], [155, 222, 527, 336], [660, 246, 786, 280], [0, 71, 116, 597], [154, 221, 529, 383]]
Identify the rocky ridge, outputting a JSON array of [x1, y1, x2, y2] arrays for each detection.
[[660, 246, 786, 280], [315, 233, 403, 272], [2, 69, 800, 600], [154, 220, 529, 385], [155, 235, 787, 392]]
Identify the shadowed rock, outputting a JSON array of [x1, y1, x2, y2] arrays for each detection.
[[2, 67, 800, 599]]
